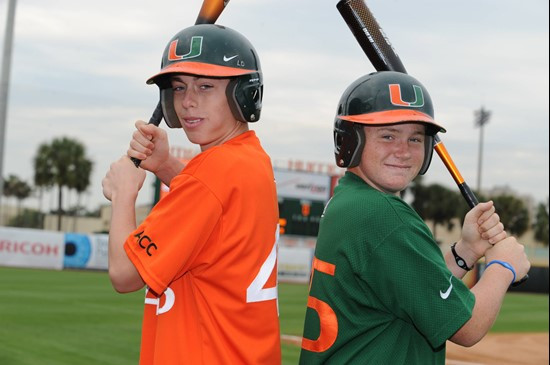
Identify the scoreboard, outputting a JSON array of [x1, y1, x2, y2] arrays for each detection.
[[154, 160, 341, 238], [274, 169, 336, 237]]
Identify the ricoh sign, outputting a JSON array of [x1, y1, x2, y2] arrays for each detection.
[[0, 227, 64, 270]]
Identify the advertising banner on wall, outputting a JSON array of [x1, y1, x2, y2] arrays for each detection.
[[63, 233, 109, 270], [278, 246, 313, 284], [85, 234, 109, 270], [274, 169, 332, 202], [0, 227, 64, 270]]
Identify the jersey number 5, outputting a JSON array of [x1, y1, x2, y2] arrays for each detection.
[[301, 256, 338, 353]]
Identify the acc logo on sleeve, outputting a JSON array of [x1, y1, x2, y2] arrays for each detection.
[[134, 230, 158, 257]]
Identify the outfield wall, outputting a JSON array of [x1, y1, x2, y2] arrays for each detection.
[[0, 227, 65, 270], [0, 228, 315, 284], [0, 227, 109, 271], [2, 227, 546, 292]]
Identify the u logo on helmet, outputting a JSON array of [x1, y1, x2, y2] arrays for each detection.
[[389, 84, 425, 107], [168, 36, 203, 61]]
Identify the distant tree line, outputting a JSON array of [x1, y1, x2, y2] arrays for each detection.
[[2, 137, 549, 246], [2, 136, 94, 230], [408, 176, 548, 246]]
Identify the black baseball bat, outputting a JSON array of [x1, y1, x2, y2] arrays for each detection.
[[132, 0, 231, 167], [336, 0, 527, 287]]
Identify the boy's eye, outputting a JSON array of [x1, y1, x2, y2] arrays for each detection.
[[171, 82, 186, 91]]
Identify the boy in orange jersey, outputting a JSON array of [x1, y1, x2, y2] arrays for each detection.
[[102, 24, 281, 364]]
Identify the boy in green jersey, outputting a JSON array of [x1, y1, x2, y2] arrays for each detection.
[[299, 71, 530, 364]]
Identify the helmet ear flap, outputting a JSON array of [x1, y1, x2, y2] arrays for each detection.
[[226, 72, 263, 123], [155, 77, 181, 129], [334, 118, 365, 168], [418, 125, 440, 174], [418, 134, 435, 175], [160, 87, 181, 128]]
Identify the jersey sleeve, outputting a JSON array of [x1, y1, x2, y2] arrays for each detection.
[[124, 173, 222, 296], [364, 220, 475, 349]]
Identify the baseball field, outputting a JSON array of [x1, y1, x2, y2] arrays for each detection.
[[0, 267, 547, 364]]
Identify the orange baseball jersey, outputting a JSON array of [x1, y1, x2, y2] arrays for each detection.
[[124, 131, 281, 364]]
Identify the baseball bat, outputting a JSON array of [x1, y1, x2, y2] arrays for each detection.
[[337, 0, 527, 286], [132, 0, 231, 167]]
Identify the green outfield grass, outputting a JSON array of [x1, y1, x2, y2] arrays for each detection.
[[491, 291, 549, 332], [0, 267, 547, 365]]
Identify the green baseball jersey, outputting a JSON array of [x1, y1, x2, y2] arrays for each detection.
[[300, 172, 475, 364]]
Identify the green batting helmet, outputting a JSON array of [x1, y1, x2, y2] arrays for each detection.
[[147, 24, 263, 127], [334, 71, 446, 175]]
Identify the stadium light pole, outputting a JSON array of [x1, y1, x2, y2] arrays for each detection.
[[474, 106, 491, 194], [0, 0, 18, 225]]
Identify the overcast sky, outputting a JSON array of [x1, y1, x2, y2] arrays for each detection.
[[1, 0, 548, 213]]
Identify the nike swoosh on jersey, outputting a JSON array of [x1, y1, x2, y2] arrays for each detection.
[[440, 275, 454, 300], [223, 55, 238, 62]]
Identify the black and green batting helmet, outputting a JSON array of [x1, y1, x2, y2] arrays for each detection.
[[334, 71, 446, 175], [147, 24, 263, 127]]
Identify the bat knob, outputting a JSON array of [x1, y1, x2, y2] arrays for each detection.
[[131, 157, 142, 168], [511, 274, 529, 288]]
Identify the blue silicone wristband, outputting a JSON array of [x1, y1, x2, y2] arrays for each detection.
[[485, 260, 516, 285]]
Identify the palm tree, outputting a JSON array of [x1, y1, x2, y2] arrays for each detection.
[[2, 174, 32, 225], [68, 155, 93, 231], [33, 137, 93, 231], [3, 175, 18, 199], [33, 144, 55, 214], [13, 178, 31, 216]]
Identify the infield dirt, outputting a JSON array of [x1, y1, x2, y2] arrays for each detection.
[[282, 333, 549, 364], [446, 333, 549, 365]]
